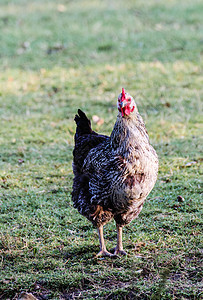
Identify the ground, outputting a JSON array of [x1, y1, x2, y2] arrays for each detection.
[[0, 0, 202, 299]]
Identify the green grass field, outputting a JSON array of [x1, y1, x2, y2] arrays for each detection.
[[0, 0, 202, 299]]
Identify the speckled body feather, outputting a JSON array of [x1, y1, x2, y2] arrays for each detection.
[[72, 106, 158, 229]]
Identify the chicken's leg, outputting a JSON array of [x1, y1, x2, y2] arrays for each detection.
[[111, 224, 127, 256], [96, 225, 116, 258]]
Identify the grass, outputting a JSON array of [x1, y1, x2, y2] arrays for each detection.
[[0, 0, 202, 299]]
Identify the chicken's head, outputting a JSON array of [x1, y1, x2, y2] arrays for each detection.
[[117, 88, 137, 117]]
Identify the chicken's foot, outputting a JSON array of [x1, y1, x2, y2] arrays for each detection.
[[96, 225, 117, 258], [111, 224, 127, 256]]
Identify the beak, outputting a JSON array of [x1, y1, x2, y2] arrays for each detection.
[[120, 101, 128, 108]]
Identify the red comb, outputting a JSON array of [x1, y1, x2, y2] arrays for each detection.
[[121, 88, 126, 100]]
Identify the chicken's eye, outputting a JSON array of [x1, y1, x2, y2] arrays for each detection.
[[128, 98, 131, 102]]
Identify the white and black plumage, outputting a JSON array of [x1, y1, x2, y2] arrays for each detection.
[[72, 89, 158, 257]]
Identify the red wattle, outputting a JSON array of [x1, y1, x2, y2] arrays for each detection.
[[121, 105, 135, 116]]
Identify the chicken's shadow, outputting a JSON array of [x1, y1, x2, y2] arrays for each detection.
[[64, 245, 98, 260]]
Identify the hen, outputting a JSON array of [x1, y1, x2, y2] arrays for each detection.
[[72, 89, 158, 257]]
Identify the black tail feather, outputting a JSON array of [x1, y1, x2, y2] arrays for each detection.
[[74, 109, 92, 138]]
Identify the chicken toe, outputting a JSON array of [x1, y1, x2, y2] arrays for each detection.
[[110, 246, 127, 256], [96, 250, 117, 258]]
